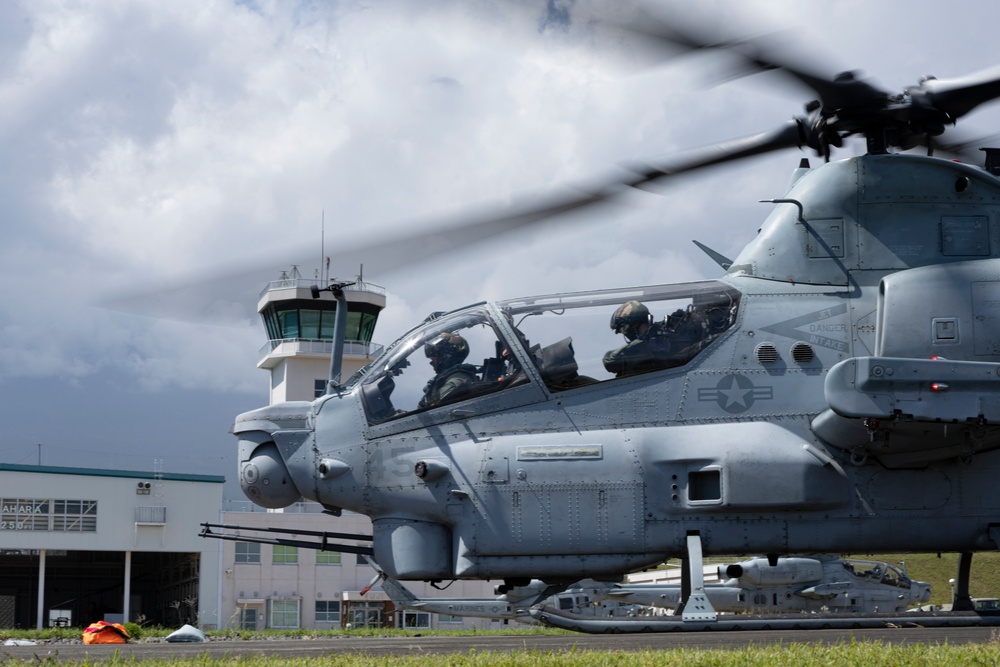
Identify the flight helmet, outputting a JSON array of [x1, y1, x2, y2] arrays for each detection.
[[610, 300, 651, 341], [424, 332, 470, 371]]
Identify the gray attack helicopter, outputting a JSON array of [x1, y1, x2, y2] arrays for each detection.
[[592, 556, 931, 615], [229, 21, 1000, 624], [376, 555, 928, 624]]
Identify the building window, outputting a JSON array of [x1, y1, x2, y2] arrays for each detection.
[[272, 545, 298, 564], [316, 550, 340, 565], [277, 310, 300, 339], [54, 500, 98, 532], [301, 310, 321, 339], [238, 606, 259, 630], [269, 599, 300, 629], [262, 303, 381, 343], [1, 498, 98, 532], [314, 380, 326, 398], [134, 506, 166, 524], [437, 614, 463, 624], [315, 600, 340, 623], [403, 611, 430, 628], [348, 605, 383, 628], [235, 542, 260, 564]]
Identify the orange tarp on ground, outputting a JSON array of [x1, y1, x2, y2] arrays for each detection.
[[82, 620, 130, 644]]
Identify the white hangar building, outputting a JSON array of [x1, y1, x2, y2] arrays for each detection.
[[0, 464, 224, 629], [0, 466, 501, 632]]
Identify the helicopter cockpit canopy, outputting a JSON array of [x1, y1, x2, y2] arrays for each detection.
[[360, 281, 741, 425], [841, 559, 913, 590]]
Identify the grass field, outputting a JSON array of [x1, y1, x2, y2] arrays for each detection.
[[4, 642, 1000, 666]]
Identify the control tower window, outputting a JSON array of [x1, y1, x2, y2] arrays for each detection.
[[260, 301, 381, 343]]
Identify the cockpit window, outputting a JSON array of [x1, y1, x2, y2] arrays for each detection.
[[501, 281, 740, 391], [843, 559, 912, 589], [361, 307, 525, 424], [358, 282, 741, 423]]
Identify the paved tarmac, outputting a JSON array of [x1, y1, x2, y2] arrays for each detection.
[[2, 626, 999, 662]]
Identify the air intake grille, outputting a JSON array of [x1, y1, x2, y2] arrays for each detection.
[[755, 342, 778, 363], [791, 342, 815, 363]]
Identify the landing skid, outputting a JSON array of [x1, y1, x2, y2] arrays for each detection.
[[529, 608, 1000, 633]]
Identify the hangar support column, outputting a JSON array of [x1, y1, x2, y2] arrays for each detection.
[[34, 550, 46, 630], [123, 551, 132, 623]]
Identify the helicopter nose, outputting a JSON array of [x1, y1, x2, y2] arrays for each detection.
[[239, 440, 303, 508]]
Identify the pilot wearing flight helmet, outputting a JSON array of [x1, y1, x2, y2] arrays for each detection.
[[419, 332, 478, 408], [604, 300, 706, 377]]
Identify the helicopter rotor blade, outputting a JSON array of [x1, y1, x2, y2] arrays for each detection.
[[361, 120, 810, 257], [100, 116, 822, 326], [615, 13, 1000, 156], [626, 119, 806, 188], [98, 12, 1000, 328], [616, 16, 891, 116], [910, 64, 1000, 121], [96, 183, 626, 324]]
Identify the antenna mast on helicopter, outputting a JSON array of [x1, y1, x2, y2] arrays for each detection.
[[321, 210, 326, 284]]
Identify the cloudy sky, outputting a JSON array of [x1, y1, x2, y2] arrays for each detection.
[[3, 0, 1000, 496]]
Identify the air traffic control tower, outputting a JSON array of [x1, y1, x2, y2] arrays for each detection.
[[257, 267, 386, 404]]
